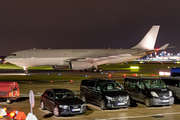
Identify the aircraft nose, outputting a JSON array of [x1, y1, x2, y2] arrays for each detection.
[[4, 56, 13, 63]]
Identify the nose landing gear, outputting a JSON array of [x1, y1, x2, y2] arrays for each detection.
[[23, 67, 28, 74]]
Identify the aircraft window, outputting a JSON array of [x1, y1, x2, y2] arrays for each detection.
[[10, 54, 16, 56]]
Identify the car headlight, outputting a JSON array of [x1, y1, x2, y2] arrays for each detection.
[[126, 95, 129, 100], [151, 92, 159, 97], [59, 105, 68, 109], [105, 96, 115, 101], [169, 91, 172, 97]]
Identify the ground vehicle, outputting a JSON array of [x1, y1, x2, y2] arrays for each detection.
[[170, 68, 180, 77], [124, 77, 174, 107], [40, 89, 86, 117], [0, 82, 20, 104], [80, 79, 130, 110], [161, 77, 180, 100]]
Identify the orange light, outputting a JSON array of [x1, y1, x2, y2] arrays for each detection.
[[150, 74, 155, 76], [10, 112, 15, 118], [51, 81, 53, 83], [29, 82, 31, 83], [132, 74, 137, 76], [3, 107, 7, 111], [71, 80, 73, 82]]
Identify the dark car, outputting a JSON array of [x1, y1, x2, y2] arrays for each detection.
[[161, 77, 180, 100], [40, 89, 87, 117], [124, 77, 174, 107], [80, 79, 130, 110]]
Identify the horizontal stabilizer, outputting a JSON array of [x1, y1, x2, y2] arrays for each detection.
[[159, 44, 169, 50], [167, 46, 175, 49]]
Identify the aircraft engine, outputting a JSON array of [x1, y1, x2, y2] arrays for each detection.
[[69, 61, 92, 70], [52, 65, 68, 70]]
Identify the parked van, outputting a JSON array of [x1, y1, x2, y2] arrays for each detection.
[[0, 82, 20, 104], [161, 77, 180, 100], [124, 77, 174, 107], [80, 79, 130, 110]]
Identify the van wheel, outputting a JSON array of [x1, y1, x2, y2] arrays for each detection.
[[53, 106, 60, 117], [145, 98, 151, 107], [41, 101, 46, 110], [100, 100, 106, 110], [81, 95, 87, 103], [6, 99, 12, 104]]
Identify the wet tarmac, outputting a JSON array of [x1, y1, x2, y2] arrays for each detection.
[[0, 69, 180, 120]]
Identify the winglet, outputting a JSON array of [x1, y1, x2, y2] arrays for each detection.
[[159, 44, 169, 50], [132, 26, 160, 50]]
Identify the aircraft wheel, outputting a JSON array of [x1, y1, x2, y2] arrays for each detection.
[[91, 68, 97, 72], [98, 68, 103, 72], [85, 69, 90, 72]]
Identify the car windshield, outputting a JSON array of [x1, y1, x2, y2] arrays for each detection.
[[144, 79, 167, 89], [55, 91, 76, 99], [100, 82, 123, 91]]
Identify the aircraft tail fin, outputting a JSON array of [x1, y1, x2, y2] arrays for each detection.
[[131, 25, 160, 50]]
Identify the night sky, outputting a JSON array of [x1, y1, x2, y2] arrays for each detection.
[[0, 0, 180, 56]]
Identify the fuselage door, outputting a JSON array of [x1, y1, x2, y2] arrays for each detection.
[[22, 52, 28, 58]]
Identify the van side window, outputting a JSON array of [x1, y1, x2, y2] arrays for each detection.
[[47, 91, 52, 97], [124, 79, 130, 88], [95, 83, 101, 92], [137, 81, 145, 90], [81, 80, 88, 87], [129, 80, 137, 88], [89, 81, 95, 90], [162, 79, 169, 85]]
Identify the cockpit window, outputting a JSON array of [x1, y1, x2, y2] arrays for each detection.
[[10, 54, 16, 56]]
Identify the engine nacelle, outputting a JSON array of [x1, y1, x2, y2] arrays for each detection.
[[52, 65, 68, 70], [69, 61, 92, 70]]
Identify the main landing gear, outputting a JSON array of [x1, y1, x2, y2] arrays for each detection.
[[81, 68, 103, 73], [91, 68, 103, 73]]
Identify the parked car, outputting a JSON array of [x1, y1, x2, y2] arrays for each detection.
[[124, 77, 174, 107], [40, 89, 87, 117], [161, 77, 180, 100], [80, 79, 130, 110], [0, 82, 20, 104]]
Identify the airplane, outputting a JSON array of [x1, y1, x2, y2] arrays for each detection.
[[5, 25, 168, 73]]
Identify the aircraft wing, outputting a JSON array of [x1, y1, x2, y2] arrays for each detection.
[[77, 54, 132, 62], [67, 53, 133, 66]]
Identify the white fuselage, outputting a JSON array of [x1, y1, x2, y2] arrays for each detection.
[[5, 49, 146, 68]]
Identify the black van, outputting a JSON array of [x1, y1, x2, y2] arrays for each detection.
[[161, 77, 180, 100], [124, 77, 174, 107], [80, 79, 130, 110]]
